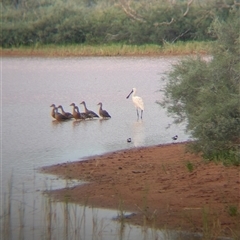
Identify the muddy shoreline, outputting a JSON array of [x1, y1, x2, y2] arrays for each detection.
[[41, 142, 240, 238]]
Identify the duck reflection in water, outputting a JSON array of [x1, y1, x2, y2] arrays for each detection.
[[51, 119, 65, 127]]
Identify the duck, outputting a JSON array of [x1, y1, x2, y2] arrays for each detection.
[[58, 105, 73, 119], [97, 102, 111, 119], [51, 105, 69, 121], [50, 104, 56, 119], [75, 106, 88, 120], [80, 101, 99, 118], [79, 110, 91, 120], [70, 103, 85, 120]]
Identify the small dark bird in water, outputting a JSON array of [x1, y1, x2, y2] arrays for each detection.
[[127, 138, 132, 143], [172, 135, 178, 141]]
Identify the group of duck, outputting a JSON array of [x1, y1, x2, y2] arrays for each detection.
[[50, 101, 111, 121]]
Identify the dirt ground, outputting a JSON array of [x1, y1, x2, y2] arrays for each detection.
[[41, 142, 240, 238]]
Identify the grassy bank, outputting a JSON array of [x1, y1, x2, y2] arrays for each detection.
[[1, 41, 211, 57]]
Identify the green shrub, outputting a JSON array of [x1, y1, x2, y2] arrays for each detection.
[[160, 13, 240, 165]]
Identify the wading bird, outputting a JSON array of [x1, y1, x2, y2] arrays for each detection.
[[80, 101, 99, 119], [126, 88, 144, 119], [97, 102, 111, 119]]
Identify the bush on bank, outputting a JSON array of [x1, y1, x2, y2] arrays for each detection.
[[160, 14, 240, 165]]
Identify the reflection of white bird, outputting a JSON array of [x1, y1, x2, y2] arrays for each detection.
[[132, 121, 145, 147], [126, 88, 144, 119]]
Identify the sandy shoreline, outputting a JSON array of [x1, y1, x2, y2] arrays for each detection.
[[41, 142, 240, 238]]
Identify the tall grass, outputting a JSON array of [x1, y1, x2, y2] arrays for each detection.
[[1, 41, 211, 57], [1, 177, 163, 240]]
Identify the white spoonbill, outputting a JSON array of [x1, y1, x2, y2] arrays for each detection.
[[126, 88, 144, 119]]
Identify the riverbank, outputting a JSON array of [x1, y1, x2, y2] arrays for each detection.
[[1, 42, 210, 57], [41, 142, 240, 238]]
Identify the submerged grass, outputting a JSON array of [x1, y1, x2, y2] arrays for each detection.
[[1, 175, 239, 240], [1, 177, 161, 240], [1, 41, 211, 57]]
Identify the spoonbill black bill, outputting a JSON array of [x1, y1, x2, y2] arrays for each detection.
[[126, 88, 144, 119], [97, 102, 111, 119], [80, 101, 99, 119]]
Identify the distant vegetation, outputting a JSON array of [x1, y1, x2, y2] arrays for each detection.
[[0, 41, 212, 57], [1, 0, 239, 47]]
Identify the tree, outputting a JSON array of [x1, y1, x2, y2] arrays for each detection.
[[160, 13, 240, 165]]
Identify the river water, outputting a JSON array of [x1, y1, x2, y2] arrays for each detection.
[[2, 56, 195, 240]]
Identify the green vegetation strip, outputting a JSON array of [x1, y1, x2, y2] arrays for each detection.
[[1, 42, 211, 57]]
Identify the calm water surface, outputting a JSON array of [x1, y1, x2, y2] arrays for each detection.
[[2, 56, 192, 239]]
